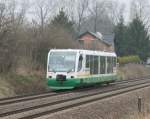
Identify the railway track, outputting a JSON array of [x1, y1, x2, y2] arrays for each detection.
[[0, 76, 148, 106], [0, 77, 150, 119]]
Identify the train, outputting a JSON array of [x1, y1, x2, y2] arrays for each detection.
[[47, 49, 117, 90]]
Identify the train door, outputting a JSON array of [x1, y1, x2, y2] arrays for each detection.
[[77, 54, 83, 72]]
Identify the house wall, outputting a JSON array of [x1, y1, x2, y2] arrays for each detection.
[[79, 34, 114, 52]]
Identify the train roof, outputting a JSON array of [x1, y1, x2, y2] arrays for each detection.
[[49, 49, 117, 57]]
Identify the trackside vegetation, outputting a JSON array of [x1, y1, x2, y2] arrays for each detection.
[[114, 15, 150, 62], [0, 73, 47, 97], [118, 55, 141, 65]]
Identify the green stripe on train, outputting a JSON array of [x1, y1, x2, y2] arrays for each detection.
[[47, 74, 117, 90]]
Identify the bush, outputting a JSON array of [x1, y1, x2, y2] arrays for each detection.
[[0, 73, 48, 96], [118, 64, 150, 80], [118, 55, 141, 65]]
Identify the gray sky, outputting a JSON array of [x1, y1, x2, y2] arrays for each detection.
[[16, 0, 150, 23], [117, 0, 150, 22], [115, 0, 131, 22]]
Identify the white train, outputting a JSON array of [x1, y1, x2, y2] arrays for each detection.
[[47, 49, 117, 90]]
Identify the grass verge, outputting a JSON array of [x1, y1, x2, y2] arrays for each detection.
[[0, 73, 48, 98], [0, 64, 150, 98]]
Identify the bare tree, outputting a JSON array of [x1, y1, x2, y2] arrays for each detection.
[[33, 0, 57, 32], [129, 0, 150, 32], [88, 0, 106, 32], [105, 1, 125, 25], [130, 0, 149, 19], [59, 0, 76, 23], [76, 0, 89, 34]]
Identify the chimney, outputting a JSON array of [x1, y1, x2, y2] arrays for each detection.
[[96, 32, 103, 40]]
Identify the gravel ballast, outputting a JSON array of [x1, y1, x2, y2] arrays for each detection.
[[36, 87, 150, 119]]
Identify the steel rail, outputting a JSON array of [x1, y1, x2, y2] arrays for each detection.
[[0, 78, 150, 119], [0, 76, 149, 106]]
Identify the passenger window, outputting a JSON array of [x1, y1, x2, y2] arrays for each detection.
[[93, 56, 98, 74], [78, 55, 83, 71], [107, 57, 113, 73], [100, 56, 106, 74], [86, 55, 90, 68], [90, 55, 94, 74], [113, 57, 117, 67]]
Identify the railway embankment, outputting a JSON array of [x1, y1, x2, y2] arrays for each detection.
[[0, 64, 150, 98], [37, 86, 150, 119], [0, 77, 150, 118], [118, 64, 150, 80], [0, 74, 47, 98]]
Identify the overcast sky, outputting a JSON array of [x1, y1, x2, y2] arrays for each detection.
[[117, 0, 131, 22], [15, 0, 150, 23], [117, 0, 150, 22]]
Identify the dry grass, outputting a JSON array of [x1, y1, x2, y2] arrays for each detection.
[[0, 73, 48, 98], [118, 64, 150, 80], [0, 77, 16, 98], [0, 64, 149, 99]]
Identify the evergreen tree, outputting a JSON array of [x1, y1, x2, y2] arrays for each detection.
[[126, 15, 150, 61], [51, 8, 75, 34], [114, 16, 127, 56], [114, 15, 150, 61]]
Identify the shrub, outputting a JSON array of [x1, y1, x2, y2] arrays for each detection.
[[118, 55, 141, 65], [1, 73, 48, 95]]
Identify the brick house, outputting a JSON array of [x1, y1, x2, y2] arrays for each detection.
[[78, 31, 115, 52]]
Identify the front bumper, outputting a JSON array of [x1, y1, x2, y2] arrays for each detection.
[[47, 78, 81, 90]]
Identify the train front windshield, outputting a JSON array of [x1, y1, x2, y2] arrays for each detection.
[[48, 52, 76, 72]]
